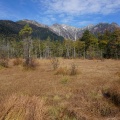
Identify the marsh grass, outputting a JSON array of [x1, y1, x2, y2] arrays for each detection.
[[0, 59, 120, 119], [55, 63, 78, 76], [0, 94, 46, 120]]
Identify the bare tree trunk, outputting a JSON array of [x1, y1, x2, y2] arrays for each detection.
[[115, 48, 118, 60], [73, 46, 76, 58], [84, 45, 86, 59], [100, 49, 103, 60], [66, 45, 70, 58], [7, 41, 10, 59], [24, 37, 31, 65], [39, 40, 42, 59]]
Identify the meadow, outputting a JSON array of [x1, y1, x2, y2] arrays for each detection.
[[0, 58, 120, 120]]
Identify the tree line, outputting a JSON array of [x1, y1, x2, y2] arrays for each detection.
[[0, 24, 120, 61]]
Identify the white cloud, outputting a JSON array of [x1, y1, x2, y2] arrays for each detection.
[[35, 14, 57, 25], [78, 21, 93, 26], [37, 0, 120, 15], [58, 14, 65, 18], [30, 0, 120, 26], [61, 16, 74, 24]]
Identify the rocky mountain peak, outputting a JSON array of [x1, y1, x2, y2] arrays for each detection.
[[16, 20, 120, 40], [20, 19, 48, 28]]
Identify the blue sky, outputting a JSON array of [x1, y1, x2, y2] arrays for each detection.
[[0, 0, 120, 27]]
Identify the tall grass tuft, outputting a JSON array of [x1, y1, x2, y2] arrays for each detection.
[[70, 63, 78, 76], [13, 58, 23, 66], [55, 63, 78, 76], [23, 58, 38, 70], [0, 59, 9, 68], [55, 66, 68, 75], [51, 58, 59, 70]]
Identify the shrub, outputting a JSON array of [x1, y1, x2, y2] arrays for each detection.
[[13, 58, 23, 66], [0, 59, 9, 68], [55, 63, 78, 76], [55, 66, 69, 75], [69, 63, 78, 76], [102, 85, 120, 106], [51, 58, 59, 70], [23, 58, 38, 70]]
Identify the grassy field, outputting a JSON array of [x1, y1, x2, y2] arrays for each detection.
[[0, 58, 120, 120]]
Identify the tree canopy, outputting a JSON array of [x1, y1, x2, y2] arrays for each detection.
[[19, 24, 32, 38]]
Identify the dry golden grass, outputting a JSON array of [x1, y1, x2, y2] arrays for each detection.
[[55, 64, 78, 76], [0, 58, 120, 120], [0, 94, 46, 120], [55, 66, 69, 75]]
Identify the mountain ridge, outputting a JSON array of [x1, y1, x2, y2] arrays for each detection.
[[50, 22, 120, 40], [0, 19, 120, 40], [15, 19, 120, 38]]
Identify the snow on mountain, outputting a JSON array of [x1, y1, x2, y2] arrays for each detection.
[[50, 24, 95, 40], [18, 20, 120, 40], [50, 23, 120, 40]]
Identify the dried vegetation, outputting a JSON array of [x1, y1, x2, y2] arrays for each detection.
[[0, 58, 120, 119]]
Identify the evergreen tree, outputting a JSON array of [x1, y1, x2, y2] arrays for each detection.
[[81, 30, 98, 58], [107, 29, 120, 58], [19, 24, 33, 65]]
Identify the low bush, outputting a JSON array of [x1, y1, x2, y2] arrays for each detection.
[[55, 63, 78, 76], [0, 59, 9, 68], [102, 85, 120, 107], [51, 58, 59, 70], [55, 66, 69, 75], [23, 58, 38, 70], [13, 58, 23, 66], [69, 63, 78, 76]]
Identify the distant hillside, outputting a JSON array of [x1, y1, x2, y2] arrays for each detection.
[[0, 20, 22, 39], [0, 20, 64, 41]]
